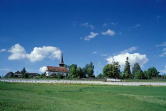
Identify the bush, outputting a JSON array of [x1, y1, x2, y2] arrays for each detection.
[[57, 74, 63, 79]]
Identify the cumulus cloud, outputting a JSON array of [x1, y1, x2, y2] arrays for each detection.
[[39, 66, 47, 73], [81, 22, 95, 29], [120, 47, 137, 54], [159, 48, 166, 57], [8, 44, 61, 62], [8, 44, 27, 60], [102, 29, 115, 36], [106, 53, 149, 69], [0, 49, 6, 52], [156, 42, 166, 47], [84, 32, 98, 40], [27, 46, 61, 62]]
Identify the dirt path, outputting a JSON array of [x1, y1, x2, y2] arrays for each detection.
[[1, 79, 166, 86]]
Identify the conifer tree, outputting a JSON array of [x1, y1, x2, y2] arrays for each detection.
[[123, 57, 131, 78]]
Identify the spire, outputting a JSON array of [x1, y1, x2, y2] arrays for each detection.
[[59, 52, 64, 67]]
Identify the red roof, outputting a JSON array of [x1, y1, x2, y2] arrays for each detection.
[[47, 66, 69, 73]]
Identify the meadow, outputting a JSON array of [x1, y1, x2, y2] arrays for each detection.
[[0, 82, 166, 111]]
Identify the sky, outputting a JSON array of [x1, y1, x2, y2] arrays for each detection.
[[0, 0, 166, 77]]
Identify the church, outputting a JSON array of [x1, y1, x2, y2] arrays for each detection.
[[46, 52, 69, 76]]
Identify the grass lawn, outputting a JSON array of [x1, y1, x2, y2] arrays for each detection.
[[0, 82, 166, 111]]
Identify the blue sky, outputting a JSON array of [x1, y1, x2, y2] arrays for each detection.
[[0, 0, 166, 76]]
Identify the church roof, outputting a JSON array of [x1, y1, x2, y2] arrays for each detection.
[[47, 66, 69, 73]]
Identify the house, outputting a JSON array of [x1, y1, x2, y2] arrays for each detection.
[[14, 71, 22, 78], [5, 72, 14, 78], [46, 52, 69, 76], [26, 73, 39, 77]]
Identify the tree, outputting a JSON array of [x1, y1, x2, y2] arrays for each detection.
[[132, 63, 141, 78], [97, 73, 103, 78], [69, 64, 77, 78], [123, 57, 131, 78], [112, 61, 121, 78], [147, 67, 159, 78], [76, 67, 84, 78], [82, 62, 94, 78], [21, 67, 26, 74], [134, 70, 144, 79], [21, 67, 28, 78], [87, 68, 93, 77], [143, 70, 149, 79], [103, 63, 120, 78]]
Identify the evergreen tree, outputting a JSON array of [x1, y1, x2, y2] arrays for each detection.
[[123, 57, 131, 78], [132, 63, 141, 78], [21, 67, 26, 74], [21, 67, 28, 78]]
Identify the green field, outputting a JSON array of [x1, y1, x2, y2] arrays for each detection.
[[0, 82, 166, 111]]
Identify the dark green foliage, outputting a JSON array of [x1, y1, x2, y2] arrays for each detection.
[[124, 57, 131, 78], [76, 67, 84, 78], [103, 62, 120, 78], [23, 73, 28, 78], [87, 68, 93, 77], [57, 74, 63, 79], [21, 67, 26, 74], [21, 67, 27, 78], [132, 63, 141, 77], [51, 73, 58, 78], [134, 70, 144, 79], [147, 67, 160, 78], [69, 64, 77, 78], [97, 73, 104, 78], [143, 70, 149, 79], [82, 62, 94, 78], [41, 72, 46, 78]]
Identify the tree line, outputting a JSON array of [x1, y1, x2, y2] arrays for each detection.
[[102, 57, 161, 79]]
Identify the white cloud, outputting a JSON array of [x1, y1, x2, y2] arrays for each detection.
[[156, 42, 166, 47], [103, 22, 116, 27], [8, 44, 61, 62], [134, 24, 141, 27], [120, 47, 137, 54], [8, 44, 27, 60], [102, 29, 115, 36], [159, 48, 166, 57], [81, 22, 94, 29], [39, 66, 47, 73], [84, 32, 98, 40], [92, 51, 98, 54], [106, 53, 149, 69], [0, 49, 6, 52], [27, 46, 61, 62]]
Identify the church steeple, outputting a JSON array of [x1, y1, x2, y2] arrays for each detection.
[[59, 52, 64, 67]]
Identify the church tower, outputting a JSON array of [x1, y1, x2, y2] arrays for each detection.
[[59, 52, 64, 67]]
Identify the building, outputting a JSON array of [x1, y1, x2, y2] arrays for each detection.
[[46, 52, 69, 76], [14, 71, 22, 78]]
